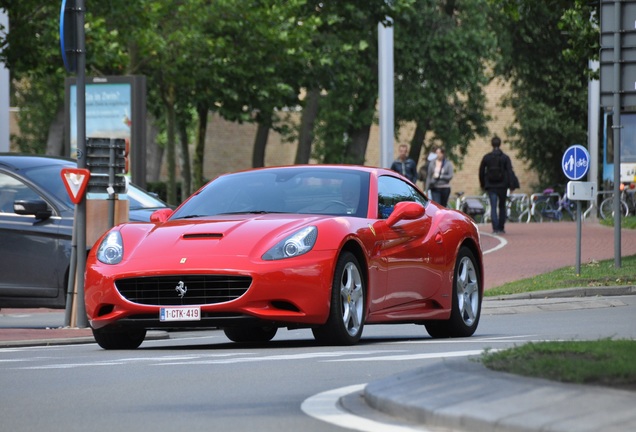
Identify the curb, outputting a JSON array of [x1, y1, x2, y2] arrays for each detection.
[[0, 330, 170, 348], [363, 357, 636, 432], [486, 285, 636, 300]]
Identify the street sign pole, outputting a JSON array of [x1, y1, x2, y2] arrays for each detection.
[[75, 0, 88, 328], [576, 200, 582, 275], [562, 145, 591, 276]]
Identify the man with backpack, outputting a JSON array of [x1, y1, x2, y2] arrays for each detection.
[[479, 135, 520, 234]]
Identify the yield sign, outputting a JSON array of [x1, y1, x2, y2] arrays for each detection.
[[60, 168, 90, 204]]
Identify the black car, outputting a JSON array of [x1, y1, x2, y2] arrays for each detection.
[[0, 153, 170, 309]]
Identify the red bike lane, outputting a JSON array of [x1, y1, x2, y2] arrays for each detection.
[[480, 221, 636, 289]]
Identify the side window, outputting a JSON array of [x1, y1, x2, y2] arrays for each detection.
[[378, 175, 427, 219], [0, 172, 43, 214]]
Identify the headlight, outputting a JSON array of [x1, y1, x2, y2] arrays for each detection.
[[97, 231, 124, 264], [262, 226, 317, 260]]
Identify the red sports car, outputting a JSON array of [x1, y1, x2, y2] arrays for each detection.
[[85, 165, 483, 349]]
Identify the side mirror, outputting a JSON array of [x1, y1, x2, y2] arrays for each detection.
[[13, 199, 52, 220], [150, 208, 173, 223], [385, 201, 425, 227]]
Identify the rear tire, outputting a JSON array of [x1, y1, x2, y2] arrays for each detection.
[[223, 325, 277, 343], [312, 251, 365, 345], [92, 327, 146, 350], [425, 247, 481, 338]]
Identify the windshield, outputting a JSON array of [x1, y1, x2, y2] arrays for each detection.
[[126, 183, 168, 210], [171, 168, 370, 219]]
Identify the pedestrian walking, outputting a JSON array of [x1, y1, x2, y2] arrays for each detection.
[[479, 135, 520, 234], [417, 147, 438, 192], [390, 144, 418, 183], [426, 147, 454, 207]]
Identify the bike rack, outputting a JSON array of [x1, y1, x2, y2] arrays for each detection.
[[530, 192, 561, 221]]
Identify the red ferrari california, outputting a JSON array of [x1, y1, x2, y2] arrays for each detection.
[[85, 165, 483, 349]]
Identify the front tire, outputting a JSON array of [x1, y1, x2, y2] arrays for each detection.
[[425, 247, 481, 338], [312, 251, 365, 345], [92, 327, 146, 350]]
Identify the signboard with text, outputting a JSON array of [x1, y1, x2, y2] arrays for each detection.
[[65, 75, 146, 187]]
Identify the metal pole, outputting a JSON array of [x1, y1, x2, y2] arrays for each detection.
[[74, 0, 88, 327], [108, 139, 115, 228], [588, 60, 600, 220], [64, 221, 77, 327], [378, 19, 394, 168], [0, 9, 9, 152], [576, 201, 582, 275], [612, 0, 622, 268]]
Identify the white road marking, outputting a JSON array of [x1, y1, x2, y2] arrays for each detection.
[[481, 231, 507, 254], [326, 349, 487, 362], [302, 384, 430, 432], [393, 335, 537, 344], [13, 350, 406, 370], [302, 348, 492, 431]]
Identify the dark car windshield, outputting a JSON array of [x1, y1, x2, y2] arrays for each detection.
[[172, 168, 370, 219], [23, 163, 167, 210]]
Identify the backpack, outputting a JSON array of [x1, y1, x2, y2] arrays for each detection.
[[486, 152, 505, 183]]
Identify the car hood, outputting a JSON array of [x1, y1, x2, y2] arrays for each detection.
[[119, 213, 336, 262]]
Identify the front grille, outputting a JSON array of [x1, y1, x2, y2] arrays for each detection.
[[115, 275, 252, 306]]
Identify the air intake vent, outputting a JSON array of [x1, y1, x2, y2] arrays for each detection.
[[115, 275, 251, 306], [183, 233, 223, 239]]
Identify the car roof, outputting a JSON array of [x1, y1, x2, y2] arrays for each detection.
[[0, 153, 75, 172], [221, 164, 393, 177]]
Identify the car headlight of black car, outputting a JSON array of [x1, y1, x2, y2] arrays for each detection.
[[262, 226, 317, 260], [97, 230, 124, 265]]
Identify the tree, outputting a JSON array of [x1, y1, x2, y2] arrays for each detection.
[[393, 0, 497, 167], [304, 1, 400, 164], [208, 0, 319, 168], [0, 2, 67, 153], [492, 0, 598, 188]]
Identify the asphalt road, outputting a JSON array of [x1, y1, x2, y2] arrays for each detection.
[[1, 294, 634, 432]]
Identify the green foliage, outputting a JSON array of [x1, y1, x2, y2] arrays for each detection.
[[393, 0, 497, 165], [493, 0, 597, 189], [1, 0, 601, 190], [0, 2, 66, 153]]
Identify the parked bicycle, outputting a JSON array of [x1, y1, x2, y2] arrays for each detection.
[[599, 183, 636, 220], [531, 188, 575, 222]]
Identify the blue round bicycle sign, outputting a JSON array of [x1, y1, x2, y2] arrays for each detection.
[[562, 144, 590, 180]]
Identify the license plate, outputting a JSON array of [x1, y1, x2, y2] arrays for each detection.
[[160, 306, 201, 322]]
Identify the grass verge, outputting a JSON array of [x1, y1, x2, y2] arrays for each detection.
[[480, 250, 636, 392], [481, 340, 636, 391], [600, 215, 636, 229], [484, 254, 636, 297]]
